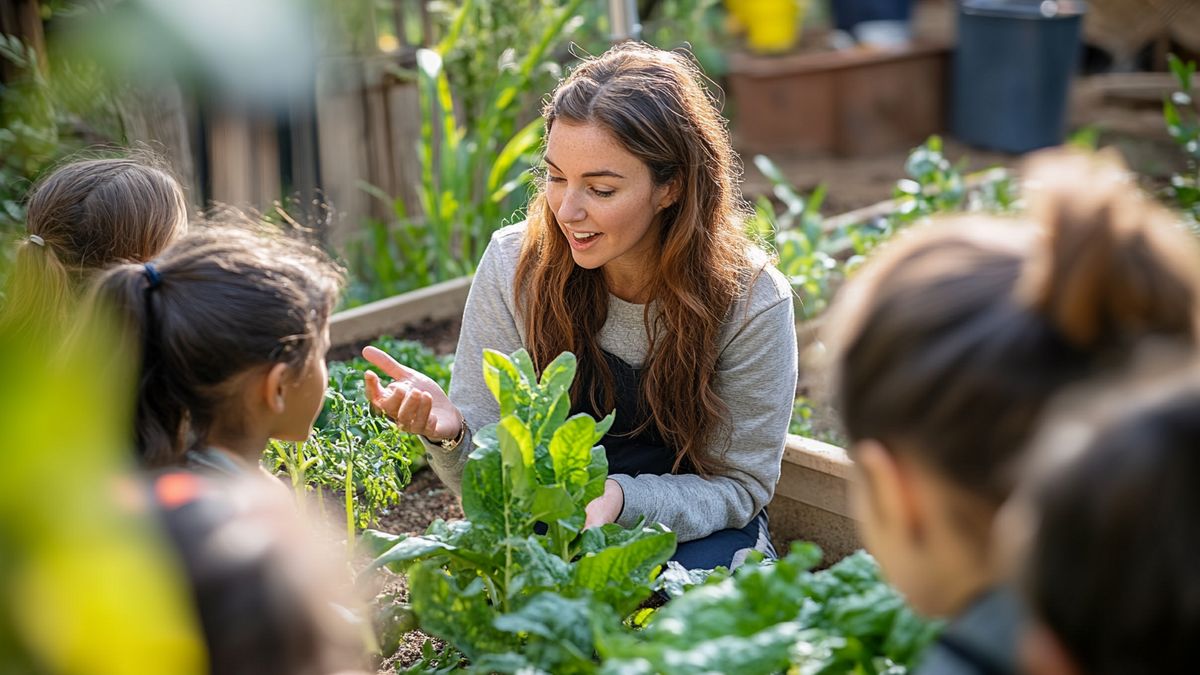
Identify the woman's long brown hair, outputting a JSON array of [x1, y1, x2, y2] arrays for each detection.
[[514, 43, 756, 476]]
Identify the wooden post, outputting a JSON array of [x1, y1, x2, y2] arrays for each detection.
[[0, 0, 46, 82], [207, 107, 256, 208], [117, 81, 199, 208], [316, 57, 372, 250]]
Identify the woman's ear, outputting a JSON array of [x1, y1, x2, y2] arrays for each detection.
[[855, 440, 926, 544], [263, 362, 291, 414], [656, 177, 682, 212]]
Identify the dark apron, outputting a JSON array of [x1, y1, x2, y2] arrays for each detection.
[[572, 350, 773, 570]]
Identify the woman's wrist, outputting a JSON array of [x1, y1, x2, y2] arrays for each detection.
[[423, 412, 466, 450]]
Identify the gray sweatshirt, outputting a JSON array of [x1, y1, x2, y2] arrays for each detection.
[[425, 222, 798, 543]]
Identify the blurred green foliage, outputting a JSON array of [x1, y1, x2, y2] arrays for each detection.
[[0, 299, 205, 674]]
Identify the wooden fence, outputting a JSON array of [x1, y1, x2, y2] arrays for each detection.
[[191, 1, 434, 249]]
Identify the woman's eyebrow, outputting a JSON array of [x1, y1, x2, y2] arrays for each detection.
[[543, 157, 625, 180]]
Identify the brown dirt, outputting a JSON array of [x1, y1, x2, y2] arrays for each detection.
[[376, 465, 464, 535], [368, 468, 463, 673]]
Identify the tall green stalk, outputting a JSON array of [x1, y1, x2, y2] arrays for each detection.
[[348, 0, 586, 307]]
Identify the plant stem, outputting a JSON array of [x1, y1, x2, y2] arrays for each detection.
[[344, 447, 355, 559]]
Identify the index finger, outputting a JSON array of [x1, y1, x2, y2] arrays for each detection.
[[362, 346, 419, 382]]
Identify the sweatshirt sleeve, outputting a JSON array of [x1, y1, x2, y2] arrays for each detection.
[[423, 228, 525, 495], [609, 271, 797, 542]]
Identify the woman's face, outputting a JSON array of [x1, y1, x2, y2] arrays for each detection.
[[543, 120, 676, 294]]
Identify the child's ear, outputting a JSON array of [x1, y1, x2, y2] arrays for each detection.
[[855, 440, 926, 544], [263, 362, 291, 414]]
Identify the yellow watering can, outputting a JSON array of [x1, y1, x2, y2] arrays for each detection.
[[726, 0, 810, 54]]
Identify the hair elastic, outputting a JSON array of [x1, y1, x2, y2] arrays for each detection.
[[27, 234, 45, 247], [143, 262, 163, 290]]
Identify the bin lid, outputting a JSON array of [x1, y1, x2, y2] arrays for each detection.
[[961, 0, 1086, 19]]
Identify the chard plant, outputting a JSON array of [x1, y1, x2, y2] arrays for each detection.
[[597, 545, 941, 675], [363, 348, 676, 673]]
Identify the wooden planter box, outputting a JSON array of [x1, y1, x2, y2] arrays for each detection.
[[769, 434, 858, 563], [330, 275, 472, 347], [728, 42, 950, 156]]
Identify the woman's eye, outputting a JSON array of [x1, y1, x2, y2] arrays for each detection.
[[591, 188, 615, 198], [546, 174, 566, 184]]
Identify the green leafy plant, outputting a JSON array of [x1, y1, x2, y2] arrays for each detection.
[[747, 155, 839, 321], [639, 0, 730, 77], [0, 33, 60, 274], [890, 135, 967, 224], [263, 337, 449, 541], [789, 396, 845, 447], [1164, 54, 1200, 229], [267, 383, 412, 547], [347, 0, 586, 306], [597, 545, 941, 675], [0, 13, 125, 284], [362, 348, 676, 672]]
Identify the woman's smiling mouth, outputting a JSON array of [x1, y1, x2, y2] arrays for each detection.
[[566, 229, 603, 250]]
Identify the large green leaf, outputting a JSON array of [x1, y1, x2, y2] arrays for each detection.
[[369, 534, 497, 575], [508, 538, 572, 598], [493, 593, 598, 673], [408, 561, 510, 662], [461, 436, 513, 531], [487, 116, 544, 196], [549, 414, 601, 495], [484, 349, 525, 416], [538, 351, 577, 396], [510, 349, 539, 387], [573, 529, 676, 616], [529, 485, 575, 526], [583, 445, 609, 506], [599, 621, 803, 675], [534, 392, 571, 448], [498, 415, 534, 497]]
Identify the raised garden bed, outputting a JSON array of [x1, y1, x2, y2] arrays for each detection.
[[331, 275, 471, 348], [728, 41, 950, 156], [772, 434, 856, 561]]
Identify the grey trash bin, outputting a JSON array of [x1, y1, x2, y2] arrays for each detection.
[[952, 0, 1087, 153]]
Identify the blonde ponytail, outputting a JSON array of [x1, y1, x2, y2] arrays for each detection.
[[0, 236, 76, 342]]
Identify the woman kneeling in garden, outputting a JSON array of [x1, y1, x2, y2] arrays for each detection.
[[365, 42, 797, 570]]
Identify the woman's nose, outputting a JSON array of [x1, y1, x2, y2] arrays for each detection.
[[555, 188, 586, 224]]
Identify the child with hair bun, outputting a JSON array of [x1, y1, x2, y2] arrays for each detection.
[[823, 149, 1200, 674]]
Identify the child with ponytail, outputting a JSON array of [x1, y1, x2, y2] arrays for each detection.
[[1, 157, 188, 342], [86, 225, 343, 471], [822, 149, 1200, 674]]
